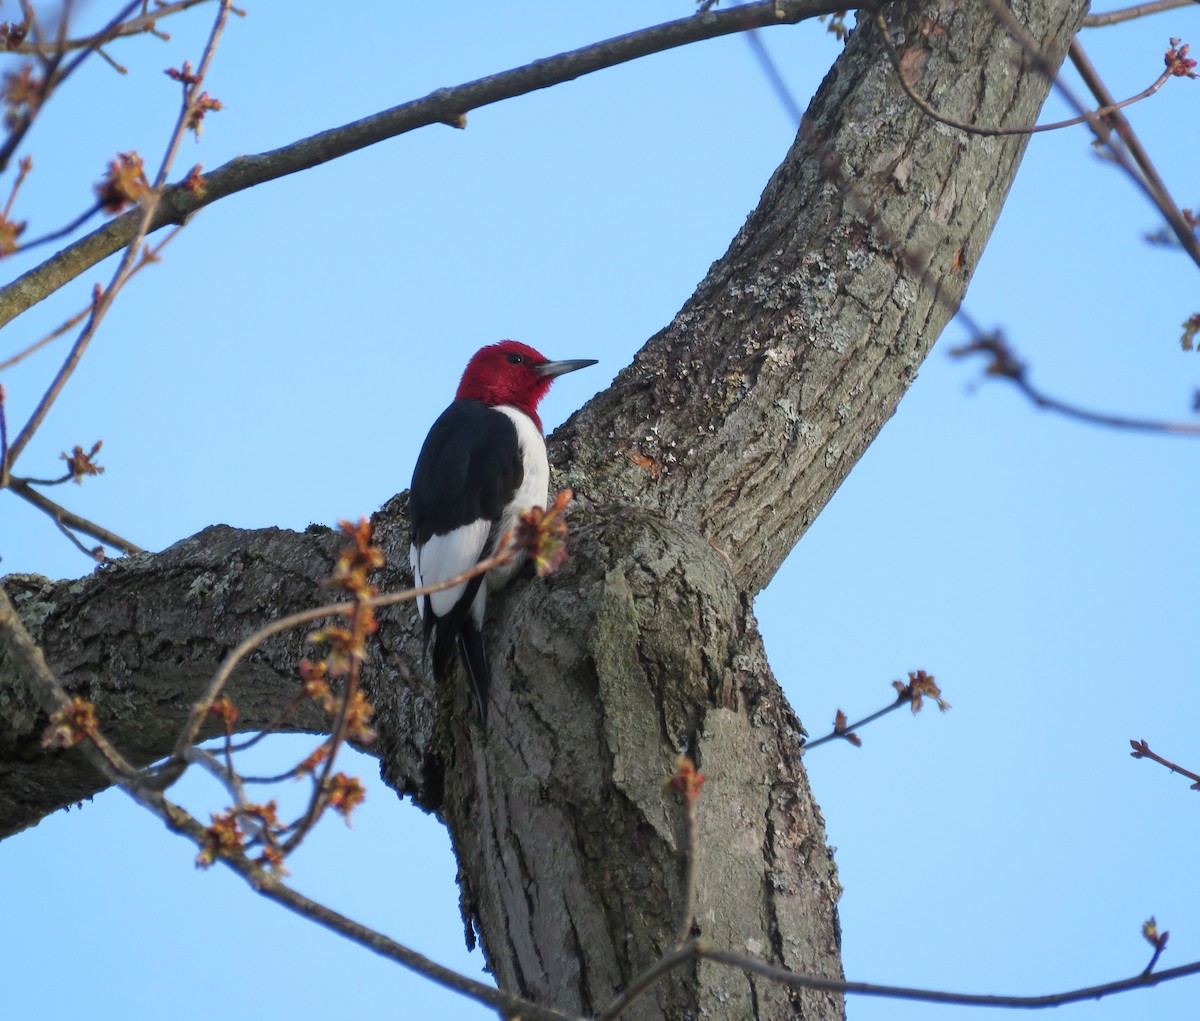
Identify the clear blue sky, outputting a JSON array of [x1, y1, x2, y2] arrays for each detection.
[[2, 3, 1198, 1019]]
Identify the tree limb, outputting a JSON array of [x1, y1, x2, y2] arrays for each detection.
[[0, 0, 846, 331]]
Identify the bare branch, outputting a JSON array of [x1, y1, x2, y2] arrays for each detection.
[[1083, 0, 1196, 28], [0, 301, 90, 372], [8, 0, 224, 56], [2, 0, 231, 474], [1068, 38, 1200, 268], [604, 932, 1200, 1016], [802, 670, 948, 751], [951, 334, 1200, 436], [975, 0, 1200, 268], [696, 941, 1200, 1009], [0, 0, 846, 332], [0, 1, 146, 173], [6, 477, 146, 555], [1130, 738, 1200, 789]]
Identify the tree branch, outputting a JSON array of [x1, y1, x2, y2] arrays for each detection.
[[1082, 0, 1196, 28], [3, 0, 232, 475], [7, 477, 147, 555], [8, 0, 224, 57], [950, 333, 1200, 436], [0, 0, 845, 331], [697, 942, 1200, 1009]]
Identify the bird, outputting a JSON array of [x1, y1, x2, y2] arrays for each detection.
[[408, 340, 597, 724]]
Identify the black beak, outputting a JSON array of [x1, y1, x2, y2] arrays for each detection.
[[536, 358, 598, 379]]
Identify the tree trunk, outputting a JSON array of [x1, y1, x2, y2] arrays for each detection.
[[1, 2, 1087, 1019]]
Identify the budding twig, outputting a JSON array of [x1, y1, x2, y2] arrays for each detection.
[[172, 542, 516, 760], [802, 671, 948, 751], [1129, 739, 1200, 789]]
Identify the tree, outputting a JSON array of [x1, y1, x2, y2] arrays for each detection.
[[3, 3, 1197, 1019]]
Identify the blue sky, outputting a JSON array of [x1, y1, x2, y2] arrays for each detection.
[[2, 3, 1198, 1019]]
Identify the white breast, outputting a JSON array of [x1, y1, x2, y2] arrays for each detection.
[[489, 404, 549, 588]]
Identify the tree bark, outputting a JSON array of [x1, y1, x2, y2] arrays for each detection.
[[0, 2, 1087, 1019]]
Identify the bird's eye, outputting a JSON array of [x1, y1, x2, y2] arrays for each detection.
[[506, 353, 525, 365]]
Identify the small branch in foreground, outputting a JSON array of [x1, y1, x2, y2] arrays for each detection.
[[1130, 738, 1200, 790], [950, 333, 1200, 436], [802, 670, 948, 751], [169, 542, 517, 762], [0, 580, 578, 1021]]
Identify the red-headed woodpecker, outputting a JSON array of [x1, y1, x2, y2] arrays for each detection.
[[409, 340, 597, 724]]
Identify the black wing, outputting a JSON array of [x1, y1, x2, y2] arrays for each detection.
[[409, 400, 523, 545]]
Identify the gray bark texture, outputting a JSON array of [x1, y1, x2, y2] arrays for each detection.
[[1, 3, 1086, 1019]]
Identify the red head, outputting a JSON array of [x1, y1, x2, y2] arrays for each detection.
[[456, 340, 597, 432]]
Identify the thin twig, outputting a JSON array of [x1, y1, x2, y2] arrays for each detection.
[[673, 779, 699, 948], [16, 200, 104, 255], [1068, 38, 1200, 269], [976, 0, 1200, 269], [8, 0, 223, 56], [171, 545, 515, 759], [1083, 0, 1196, 28], [0, 302, 91, 372], [1130, 739, 1200, 788], [0, 0, 146, 173], [801, 696, 909, 751], [7, 477, 147, 554], [875, 9, 1174, 137], [696, 941, 1200, 1009], [0, 386, 7, 489], [603, 932, 1200, 1016], [3, 156, 33, 218], [950, 334, 1200, 436], [1, 0, 231, 472]]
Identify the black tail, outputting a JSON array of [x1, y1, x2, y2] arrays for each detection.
[[456, 622, 490, 725], [423, 573, 490, 724]]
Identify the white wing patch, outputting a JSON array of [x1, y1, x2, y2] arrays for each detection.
[[411, 518, 490, 620]]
